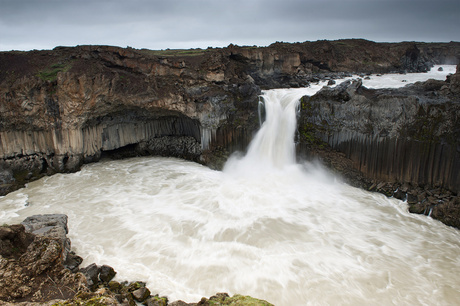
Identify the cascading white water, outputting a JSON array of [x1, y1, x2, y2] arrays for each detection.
[[1, 65, 459, 305], [225, 85, 326, 173]]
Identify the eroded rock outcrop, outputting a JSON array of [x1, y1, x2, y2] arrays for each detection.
[[0, 46, 261, 194], [0, 216, 87, 303], [1, 215, 273, 305], [298, 64, 460, 227]]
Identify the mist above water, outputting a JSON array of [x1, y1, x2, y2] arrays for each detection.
[[1, 65, 459, 305]]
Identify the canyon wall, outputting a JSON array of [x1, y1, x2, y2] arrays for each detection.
[[1, 40, 460, 198], [297, 66, 460, 227], [0, 45, 260, 194], [299, 74, 460, 192]]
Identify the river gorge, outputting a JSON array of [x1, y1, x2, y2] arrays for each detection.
[[1, 65, 460, 305]]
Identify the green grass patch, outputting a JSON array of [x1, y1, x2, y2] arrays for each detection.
[[37, 63, 71, 81], [137, 48, 207, 57]]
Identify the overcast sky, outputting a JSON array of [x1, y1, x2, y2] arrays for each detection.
[[1, 0, 459, 51]]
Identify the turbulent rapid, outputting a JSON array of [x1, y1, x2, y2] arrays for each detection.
[[1, 66, 459, 305]]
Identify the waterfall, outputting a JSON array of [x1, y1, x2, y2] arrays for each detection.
[[224, 83, 330, 173]]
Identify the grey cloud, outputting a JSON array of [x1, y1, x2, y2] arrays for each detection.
[[0, 0, 459, 51]]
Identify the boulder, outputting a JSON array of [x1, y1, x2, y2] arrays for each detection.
[[80, 263, 100, 290], [22, 214, 71, 262], [99, 264, 117, 283], [0, 222, 87, 303], [132, 287, 151, 302]]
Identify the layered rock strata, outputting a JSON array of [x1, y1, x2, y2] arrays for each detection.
[[0, 45, 261, 194], [298, 64, 460, 227]]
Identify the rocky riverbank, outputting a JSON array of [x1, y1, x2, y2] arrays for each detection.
[[0, 214, 273, 305]]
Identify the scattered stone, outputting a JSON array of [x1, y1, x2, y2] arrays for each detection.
[[63, 250, 83, 272], [132, 287, 151, 302], [81, 263, 100, 290], [406, 193, 418, 204], [0, 169, 14, 185], [393, 188, 406, 201], [99, 264, 117, 283], [108, 280, 122, 293]]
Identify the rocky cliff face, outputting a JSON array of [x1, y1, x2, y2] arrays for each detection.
[[298, 64, 460, 227], [227, 40, 460, 88], [0, 46, 261, 194], [1, 40, 459, 198]]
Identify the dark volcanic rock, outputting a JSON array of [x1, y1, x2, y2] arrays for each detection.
[[298, 67, 460, 227], [299, 75, 460, 193], [81, 263, 100, 290], [99, 264, 117, 283], [1, 41, 460, 228]]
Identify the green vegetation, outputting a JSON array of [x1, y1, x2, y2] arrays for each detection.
[[150, 295, 168, 306], [300, 96, 312, 110], [137, 48, 207, 57], [207, 294, 274, 306], [37, 62, 71, 81], [52, 296, 108, 306], [299, 123, 327, 147]]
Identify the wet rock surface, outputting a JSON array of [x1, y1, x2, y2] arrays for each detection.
[[1, 214, 274, 305], [0, 219, 87, 303], [298, 64, 460, 228]]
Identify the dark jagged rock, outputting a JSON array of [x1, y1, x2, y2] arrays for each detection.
[[80, 263, 100, 290], [99, 264, 117, 283], [298, 65, 460, 227], [0, 45, 261, 194]]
